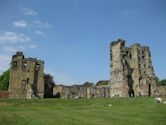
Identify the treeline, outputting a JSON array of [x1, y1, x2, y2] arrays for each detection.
[[156, 77, 166, 86]]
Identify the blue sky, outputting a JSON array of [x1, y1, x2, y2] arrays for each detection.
[[0, 0, 165, 85]]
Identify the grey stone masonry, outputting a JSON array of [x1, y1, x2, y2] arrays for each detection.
[[9, 52, 44, 98], [110, 39, 157, 97]]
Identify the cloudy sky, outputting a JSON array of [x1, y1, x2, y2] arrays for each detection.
[[0, 0, 165, 85]]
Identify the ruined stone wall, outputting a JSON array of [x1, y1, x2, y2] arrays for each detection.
[[110, 39, 157, 97], [53, 85, 70, 98], [129, 44, 156, 96], [53, 85, 110, 99], [156, 86, 166, 96], [9, 52, 44, 98], [95, 85, 110, 98], [53, 85, 88, 99], [110, 40, 129, 97], [36, 60, 45, 97]]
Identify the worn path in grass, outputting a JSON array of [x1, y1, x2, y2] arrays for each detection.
[[0, 97, 166, 125]]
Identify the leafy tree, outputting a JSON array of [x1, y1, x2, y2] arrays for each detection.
[[0, 69, 10, 91], [44, 74, 55, 98], [156, 77, 160, 86], [83, 82, 94, 87], [156, 77, 166, 86], [159, 79, 166, 86], [96, 80, 109, 86]]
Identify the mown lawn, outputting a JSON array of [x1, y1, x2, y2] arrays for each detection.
[[0, 97, 165, 125]]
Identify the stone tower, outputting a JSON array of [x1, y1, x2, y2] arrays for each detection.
[[110, 39, 157, 97], [9, 52, 44, 98]]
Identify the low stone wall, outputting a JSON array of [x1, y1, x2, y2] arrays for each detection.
[[0, 91, 9, 98], [53, 85, 110, 99], [157, 86, 166, 96]]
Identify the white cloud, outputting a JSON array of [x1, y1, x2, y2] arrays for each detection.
[[0, 31, 36, 52], [0, 54, 11, 75], [20, 7, 38, 16], [0, 44, 36, 74], [35, 30, 45, 36], [13, 20, 27, 28], [2, 44, 37, 53], [0, 55, 11, 62], [2, 45, 24, 53], [0, 32, 31, 44], [3, 46, 18, 52], [2, 44, 37, 52], [33, 20, 53, 28], [28, 44, 37, 49], [17, 7, 52, 31]]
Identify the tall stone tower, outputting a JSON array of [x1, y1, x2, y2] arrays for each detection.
[[110, 39, 157, 97], [9, 52, 44, 98]]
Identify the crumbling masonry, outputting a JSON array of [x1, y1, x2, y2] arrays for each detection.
[[8, 39, 160, 99], [110, 39, 157, 97], [9, 52, 44, 98]]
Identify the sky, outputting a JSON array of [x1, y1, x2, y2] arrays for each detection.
[[0, 0, 165, 85]]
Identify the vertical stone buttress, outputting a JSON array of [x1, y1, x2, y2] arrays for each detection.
[[110, 39, 129, 97]]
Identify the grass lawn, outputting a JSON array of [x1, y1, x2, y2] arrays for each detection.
[[0, 97, 166, 125]]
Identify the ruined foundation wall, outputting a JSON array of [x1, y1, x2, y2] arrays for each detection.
[[156, 86, 166, 96], [53, 85, 110, 99]]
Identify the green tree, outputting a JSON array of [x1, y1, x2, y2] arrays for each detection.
[[156, 76, 166, 86], [44, 74, 55, 98], [0, 69, 10, 91], [96, 80, 109, 86], [156, 77, 160, 86], [159, 79, 166, 86], [83, 82, 94, 87]]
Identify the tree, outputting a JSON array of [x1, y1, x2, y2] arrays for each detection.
[[156, 77, 160, 86], [159, 79, 166, 86], [0, 69, 10, 91], [96, 80, 109, 86], [83, 82, 94, 87], [44, 74, 55, 98], [156, 77, 166, 86]]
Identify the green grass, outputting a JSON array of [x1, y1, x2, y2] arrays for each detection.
[[0, 97, 166, 125]]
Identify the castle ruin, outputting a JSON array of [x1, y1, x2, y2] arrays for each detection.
[[110, 39, 157, 97], [7, 39, 162, 99], [9, 52, 44, 98]]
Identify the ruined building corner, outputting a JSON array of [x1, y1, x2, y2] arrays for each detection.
[[9, 51, 45, 99], [110, 39, 157, 97]]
